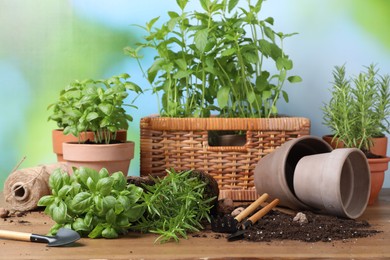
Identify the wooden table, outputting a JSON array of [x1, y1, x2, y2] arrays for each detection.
[[1, 189, 390, 260]]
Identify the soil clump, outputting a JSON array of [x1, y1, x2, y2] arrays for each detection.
[[241, 210, 381, 242]]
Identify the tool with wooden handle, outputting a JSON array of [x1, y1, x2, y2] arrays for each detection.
[[227, 198, 280, 241], [211, 193, 269, 233], [0, 228, 80, 247]]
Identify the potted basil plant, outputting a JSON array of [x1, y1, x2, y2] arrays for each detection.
[[125, 0, 310, 202], [50, 73, 142, 175], [322, 64, 390, 205]]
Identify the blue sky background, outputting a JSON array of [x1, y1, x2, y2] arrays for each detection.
[[1, 0, 390, 190]]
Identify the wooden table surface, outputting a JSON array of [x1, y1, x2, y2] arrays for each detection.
[[1, 189, 390, 260]]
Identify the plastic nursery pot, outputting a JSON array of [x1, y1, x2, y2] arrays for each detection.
[[254, 136, 333, 210], [294, 148, 370, 219]]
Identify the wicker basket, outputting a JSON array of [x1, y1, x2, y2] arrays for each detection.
[[140, 115, 310, 201]]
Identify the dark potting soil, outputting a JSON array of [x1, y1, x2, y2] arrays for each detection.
[[240, 210, 381, 243]]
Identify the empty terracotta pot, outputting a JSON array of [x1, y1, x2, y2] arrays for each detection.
[[254, 136, 333, 210], [294, 148, 370, 219]]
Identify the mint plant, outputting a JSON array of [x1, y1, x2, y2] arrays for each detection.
[[48, 73, 142, 144], [134, 169, 217, 243], [125, 0, 301, 118], [38, 167, 145, 238], [322, 64, 390, 152]]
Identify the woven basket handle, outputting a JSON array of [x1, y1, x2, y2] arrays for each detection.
[[206, 130, 250, 152]]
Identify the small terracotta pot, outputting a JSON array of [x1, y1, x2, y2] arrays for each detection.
[[367, 156, 390, 205], [294, 148, 370, 219], [254, 136, 333, 210], [62, 141, 135, 175], [322, 135, 388, 157], [52, 129, 127, 162]]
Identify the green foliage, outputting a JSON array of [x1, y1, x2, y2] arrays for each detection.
[[125, 0, 301, 118], [48, 73, 142, 144], [134, 169, 216, 243], [322, 64, 390, 151], [38, 167, 145, 239]]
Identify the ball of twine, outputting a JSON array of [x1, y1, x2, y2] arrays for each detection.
[[4, 163, 67, 211]]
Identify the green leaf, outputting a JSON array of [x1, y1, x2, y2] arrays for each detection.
[[221, 48, 236, 57], [168, 11, 180, 19], [264, 26, 275, 42], [72, 218, 90, 232], [49, 169, 65, 193], [282, 90, 289, 102], [175, 59, 187, 71], [106, 208, 117, 225], [125, 205, 146, 222], [102, 226, 118, 239], [96, 177, 114, 197], [288, 75, 302, 83], [176, 0, 188, 10], [99, 168, 110, 178], [58, 185, 72, 199], [146, 16, 160, 32], [38, 195, 54, 207], [194, 29, 208, 52], [87, 177, 96, 192], [258, 39, 271, 57], [52, 201, 67, 224], [217, 86, 230, 109], [264, 17, 274, 25], [71, 192, 92, 213], [228, 0, 239, 12], [88, 223, 104, 238], [173, 70, 192, 79], [111, 172, 127, 191], [247, 90, 256, 104], [276, 57, 293, 70], [103, 196, 117, 213], [98, 103, 114, 116]]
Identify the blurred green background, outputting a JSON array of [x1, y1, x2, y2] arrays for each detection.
[[1, 0, 390, 191]]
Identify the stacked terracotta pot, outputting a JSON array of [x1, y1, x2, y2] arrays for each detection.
[[254, 136, 371, 219]]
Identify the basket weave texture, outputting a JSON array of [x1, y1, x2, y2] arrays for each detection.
[[140, 115, 310, 201]]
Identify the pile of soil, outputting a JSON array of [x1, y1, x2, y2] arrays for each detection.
[[242, 210, 381, 242]]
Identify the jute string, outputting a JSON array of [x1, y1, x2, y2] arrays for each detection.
[[3, 161, 67, 211]]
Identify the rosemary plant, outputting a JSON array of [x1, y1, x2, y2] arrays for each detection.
[[322, 64, 390, 152], [134, 169, 217, 243]]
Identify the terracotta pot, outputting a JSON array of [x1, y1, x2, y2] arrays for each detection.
[[62, 141, 135, 175], [52, 129, 127, 162], [322, 135, 388, 157], [367, 156, 390, 205], [254, 136, 333, 210], [294, 148, 370, 219]]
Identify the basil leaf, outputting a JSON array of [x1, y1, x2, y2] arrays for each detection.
[[71, 192, 92, 213], [52, 201, 67, 224], [72, 218, 90, 232], [88, 223, 105, 238], [96, 177, 114, 196], [102, 226, 118, 239], [38, 195, 54, 207]]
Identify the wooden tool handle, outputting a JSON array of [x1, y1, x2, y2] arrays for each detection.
[[0, 229, 31, 242], [245, 198, 280, 228], [235, 193, 269, 222]]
